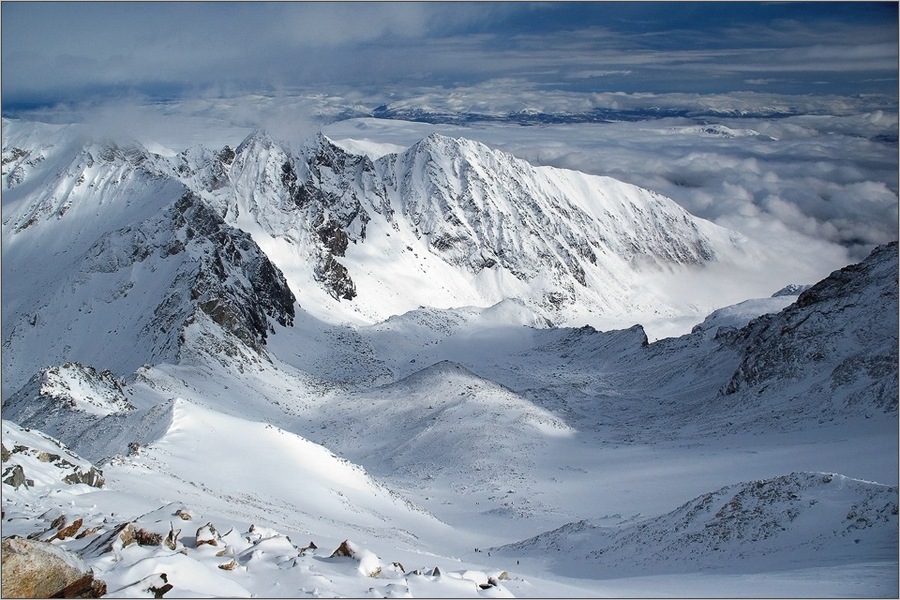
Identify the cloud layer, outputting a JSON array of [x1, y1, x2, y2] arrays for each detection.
[[2, 2, 896, 106]]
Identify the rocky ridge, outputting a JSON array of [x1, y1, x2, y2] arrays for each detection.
[[496, 471, 898, 577]]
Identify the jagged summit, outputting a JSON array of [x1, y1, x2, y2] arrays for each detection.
[[104, 123, 744, 328]]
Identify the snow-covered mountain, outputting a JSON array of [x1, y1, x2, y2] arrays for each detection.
[[496, 472, 898, 578], [189, 127, 746, 325], [2, 116, 897, 597], [1, 117, 746, 394]]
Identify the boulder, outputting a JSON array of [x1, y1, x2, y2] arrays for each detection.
[[135, 528, 163, 546], [218, 559, 238, 571], [330, 539, 355, 558], [3, 464, 34, 489], [63, 467, 104, 488], [1, 537, 106, 598], [164, 525, 181, 550]]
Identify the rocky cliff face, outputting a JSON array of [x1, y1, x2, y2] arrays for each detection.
[[720, 242, 898, 418], [173, 192, 296, 350], [1, 123, 297, 394], [222, 132, 387, 301], [190, 129, 744, 321]]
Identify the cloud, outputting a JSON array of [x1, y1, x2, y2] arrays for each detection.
[[2, 3, 897, 106]]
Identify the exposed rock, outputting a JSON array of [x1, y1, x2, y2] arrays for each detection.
[[1, 443, 9, 462], [118, 522, 137, 547], [145, 573, 173, 598], [79, 522, 136, 557], [175, 192, 296, 350], [174, 508, 192, 520], [329, 539, 382, 577], [318, 221, 351, 257], [330, 539, 355, 558], [218, 559, 238, 571], [218, 146, 235, 166], [75, 527, 99, 540], [772, 283, 811, 297], [3, 464, 33, 489], [52, 573, 107, 599], [720, 242, 899, 417], [109, 573, 173, 599], [63, 467, 104, 488], [164, 524, 181, 551], [38, 363, 134, 414], [135, 528, 163, 547], [53, 518, 84, 541], [316, 254, 357, 301], [195, 522, 219, 547], [37, 451, 60, 463], [1, 537, 106, 598], [0, 422, 104, 490]]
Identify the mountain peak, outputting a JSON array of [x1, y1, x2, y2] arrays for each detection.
[[234, 129, 283, 156]]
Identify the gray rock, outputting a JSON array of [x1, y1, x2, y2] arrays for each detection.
[[3, 464, 33, 489]]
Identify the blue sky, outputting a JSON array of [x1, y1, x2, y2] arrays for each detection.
[[2, 2, 897, 110]]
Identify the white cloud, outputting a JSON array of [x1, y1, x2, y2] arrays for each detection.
[[3, 4, 896, 104]]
